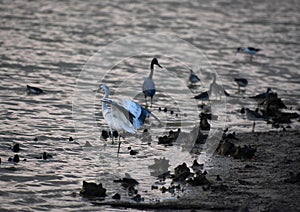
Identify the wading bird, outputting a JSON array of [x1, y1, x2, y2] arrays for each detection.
[[236, 47, 261, 61], [142, 58, 162, 107], [249, 88, 271, 101], [27, 85, 43, 94], [234, 78, 248, 93], [189, 69, 201, 84], [194, 73, 229, 100], [100, 85, 160, 153]]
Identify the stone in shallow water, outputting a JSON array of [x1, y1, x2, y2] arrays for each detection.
[[112, 193, 121, 200], [12, 143, 20, 152], [80, 181, 106, 197], [8, 154, 20, 163], [216, 140, 256, 159], [173, 162, 191, 182], [158, 128, 181, 145]]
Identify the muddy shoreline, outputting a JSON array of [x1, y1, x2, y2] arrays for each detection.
[[90, 130, 300, 211]]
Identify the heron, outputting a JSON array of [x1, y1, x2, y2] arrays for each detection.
[[142, 58, 162, 107], [236, 47, 261, 61], [189, 69, 201, 84], [100, 85, 160, 153]]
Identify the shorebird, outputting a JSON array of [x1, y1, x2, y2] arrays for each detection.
[[100, 85, 160, 153], [194, 74, 229, 100], [142, 58, 162, 107], [249, 88, 272, 101], [244, 108, 264, 120], [234, 78, 248, 93], [26, 85, 43, 94], [189, 69, 201, 84], [237, 47, 261, 61]]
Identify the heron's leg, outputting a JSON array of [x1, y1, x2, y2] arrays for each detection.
[[252, 121, 256, 132], [117, 136, 121, 154], [109, 128, 114, 144], [237, 85, 240, 93], [150, 96, 153, 108]]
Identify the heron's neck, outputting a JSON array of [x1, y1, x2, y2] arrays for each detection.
[[102, 91, 109, 111], [148, 68, 154, 79]]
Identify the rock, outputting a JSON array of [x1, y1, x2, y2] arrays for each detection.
[[173, 162, 191, 182], [199, 112, 217, 120], [42, 152, 53, 160], [216, 140, 237, 156], [114, 177, 139, 188], [80, 181, 106, 197], [216, 140, 256, 159], [222, 131, 238, 140], [8, 154, 20, 163], [187, 171, 211, 186], [69, 137, 74, 141], [12, 143, 20, 152], [191, 159, 204, 172], [200, 117, 210, 130], [240, 107, 245, 114], [233, 145, 256, 159], [158, 128, 181, 145], [132, 194, 143, 202], [151, 185, 158, 190], [189, 126, 208, 144], [112, 193, 121, 200], [34, 137, 38, 141], [130, 149, 138, 155]]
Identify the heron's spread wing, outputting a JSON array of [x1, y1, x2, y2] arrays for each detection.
[[102, 98, 135, 125], [123, 99, 160, 128]]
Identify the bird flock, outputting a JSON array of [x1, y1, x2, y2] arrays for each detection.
[[26, 47, 298, 153]]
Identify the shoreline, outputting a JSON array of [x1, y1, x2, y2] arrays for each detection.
[[91, 130, 300, 211]]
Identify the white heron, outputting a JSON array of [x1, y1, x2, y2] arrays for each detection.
[[142, 58, 162, 107], [100, 85, 160, 153]]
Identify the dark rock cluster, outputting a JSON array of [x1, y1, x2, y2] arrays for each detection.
[[216, 130, 256, 159], [158, 128, 181, 145], [113, 177, 143, 202], [80, 181, 106, 198]]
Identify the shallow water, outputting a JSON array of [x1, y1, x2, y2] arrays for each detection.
[[1, 0, 300, 211]]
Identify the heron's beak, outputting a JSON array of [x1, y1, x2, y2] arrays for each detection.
[[157, 63, 162, 68]]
